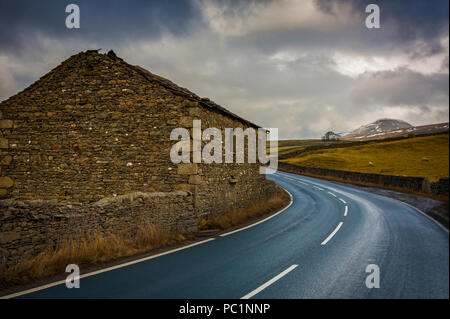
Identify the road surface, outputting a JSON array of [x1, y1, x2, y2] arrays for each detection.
[[5, 171, 449, 298]]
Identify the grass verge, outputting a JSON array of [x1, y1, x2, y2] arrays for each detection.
[[198, 186, 291, 230], [2, 221, 187, 286]]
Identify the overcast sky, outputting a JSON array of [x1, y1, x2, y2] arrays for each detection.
[[0, 0, 448, 139]]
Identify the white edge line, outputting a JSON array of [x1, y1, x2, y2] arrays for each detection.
[[241, 264, 298, 299], [1, 237, 216, 299], [321, 222, 344, 245], [220, 187, 294, 237], [344, 205, 348, 217], [394, 199, 449, 234], [278, 171, 447, 234]]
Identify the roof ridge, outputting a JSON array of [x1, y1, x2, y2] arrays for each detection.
[[1, 49, 262, 129], [104, 51, 261, 129]]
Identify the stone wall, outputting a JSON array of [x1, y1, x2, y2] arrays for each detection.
[[278, 162, 449, 196], [430, 177, 449, 196], [0, 191, 194, 270], [0, 112, 14, 196], [176, 103, 275, 218]]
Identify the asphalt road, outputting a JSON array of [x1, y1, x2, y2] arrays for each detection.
[[6, 171, 449, 299]]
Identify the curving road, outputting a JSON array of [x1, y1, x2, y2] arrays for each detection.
[[5, 171, 449, 299]]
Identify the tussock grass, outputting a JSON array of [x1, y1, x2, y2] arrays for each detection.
[[3, 221, 187, 285], [282, 134, 449, 181], [198, 187, 290, 230]]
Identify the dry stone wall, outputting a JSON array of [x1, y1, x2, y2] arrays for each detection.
[[0, 191, 194, 270], [0, 112, 14, 197], [278, 162, 449, 196]]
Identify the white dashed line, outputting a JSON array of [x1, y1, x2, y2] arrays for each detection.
[[321, 222, 343, 245], [313, 186, 323, 191], [241, 264, 299, 299], [294, 179, 308, 185], [327, 191, 337, 197], [283, 175, 309, 186], [339, 198, 346, 204], [344, 205, 348, 216]]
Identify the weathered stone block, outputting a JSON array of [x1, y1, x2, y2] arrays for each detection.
[[188, 107, 201, 116], [96, 112, 109, 119], [0, 120, 13, 128], [422, 178, 431, 194], [0, 138, 8, 149], [179, 117, 194, 128], [189, 175, 203, 185], [0, 177, 14, 188], [174, 184, 194, 193], [177, 163, 198, 175], [0, 231, 20, 244], [167, 119, 178, 125], [1, 155, 12, 165]]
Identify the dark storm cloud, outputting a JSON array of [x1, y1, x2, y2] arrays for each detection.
[[195, 0, 449, 61], [316, 0, 449, 40], [0, 0, 200, 53], [314, 0, 449, 55]]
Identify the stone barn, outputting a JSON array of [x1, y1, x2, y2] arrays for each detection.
[[0, 50, 276, 265], [321, 131, 340, 141]]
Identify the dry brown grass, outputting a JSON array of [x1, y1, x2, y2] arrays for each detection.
[[3, 221, 187, 285], [198, 187, 290, 230]]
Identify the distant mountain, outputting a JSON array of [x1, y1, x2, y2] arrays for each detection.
[[346, 119, 412, 137], [342, 119, 448, 141]]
